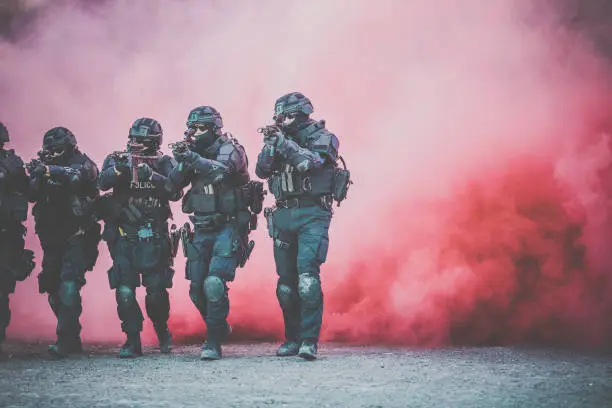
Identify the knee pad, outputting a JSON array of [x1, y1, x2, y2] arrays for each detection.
[[298, 274, 322, 307], [204, 276, 225, 303], [116, 285, 136, 306], [276, 282, 296, 310], [58, 281, 80, 307]]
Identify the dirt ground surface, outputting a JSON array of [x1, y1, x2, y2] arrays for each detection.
[[0, 342, 610, 408]]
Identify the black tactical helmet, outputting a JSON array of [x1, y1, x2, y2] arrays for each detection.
[[129, 117, 163, 146], [186, 106, 223, 129], [273, 92, 314, 121], [0, 122, 8, 143], [42, 126, 78, 160], [43, 127, 77, 150]]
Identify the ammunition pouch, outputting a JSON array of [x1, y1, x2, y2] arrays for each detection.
[[269, 165, 335, 200], [332, 156, 352, 206], [183, 183, 252, 215], [247, 180, 266, 214]]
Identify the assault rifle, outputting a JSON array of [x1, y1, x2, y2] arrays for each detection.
[[168, 140, 190, 154], [111, 141, 160, 183], [257, 124, 281, 138], [25, 149, 53, 174], [257, 124, 281, 156], [168, 130, 195, 154]]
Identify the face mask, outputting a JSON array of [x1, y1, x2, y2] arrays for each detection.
[[129, 137, 158, 155], [43, 144, 73, 163], [278, 113, 306, 134], [186, 124, 218, 150]]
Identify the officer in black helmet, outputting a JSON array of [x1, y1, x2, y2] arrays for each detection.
[[0, 122, 35, 358], [256, 92, 352, 360], [167, 106, 263, 360], [27, 126, 101, 358], [98, 118, 181, 358]]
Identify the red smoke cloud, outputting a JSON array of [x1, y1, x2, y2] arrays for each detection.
[[1, 0, 612, 348]]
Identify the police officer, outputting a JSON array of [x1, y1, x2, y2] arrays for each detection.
[[0, 122, 35, 357], [256, 92, 351, 360], [98, 118, 181, 358], [28, 126, 101, 358], [168, 106, 263, 360]]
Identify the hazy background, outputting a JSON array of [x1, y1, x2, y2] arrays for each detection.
[[2, 0, 612, 348]]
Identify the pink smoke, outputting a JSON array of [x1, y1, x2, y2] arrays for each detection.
[[1, 0, 612, 348]]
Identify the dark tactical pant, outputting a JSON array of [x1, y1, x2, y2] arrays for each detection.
[[106, 227, 173, 335], [0, 223, 25, 344], [184, 221, 244, 342], [266, 204, 332, 342], [38, 233, 88, 343]]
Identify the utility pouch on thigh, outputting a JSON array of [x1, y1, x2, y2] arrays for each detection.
[[107, 266, 120, 289], [164, 267, 175, 288], [264, 207, 275, 238], [249, 212, 258, 231], [180, 222, 194, 258]]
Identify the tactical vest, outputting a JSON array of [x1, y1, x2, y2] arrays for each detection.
[[268, 121, 336, 201], [112, 157, 172, 226], [182, 137, 251, 216], [32, 151, 98, 238]]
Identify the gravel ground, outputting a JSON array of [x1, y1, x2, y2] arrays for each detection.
[[0, 342, 610, 408]]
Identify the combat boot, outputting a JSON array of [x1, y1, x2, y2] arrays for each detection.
[[298, 339, 318, 361], [200, 338, 222, 360], [154, 324, 172, 354], [119, 333, 143, 358], [48, 336, 83, 359], [276, 341, 300, 357]]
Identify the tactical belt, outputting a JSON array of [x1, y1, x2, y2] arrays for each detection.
[[275, 194, 332, 209], [190, 213, 234, 231]]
